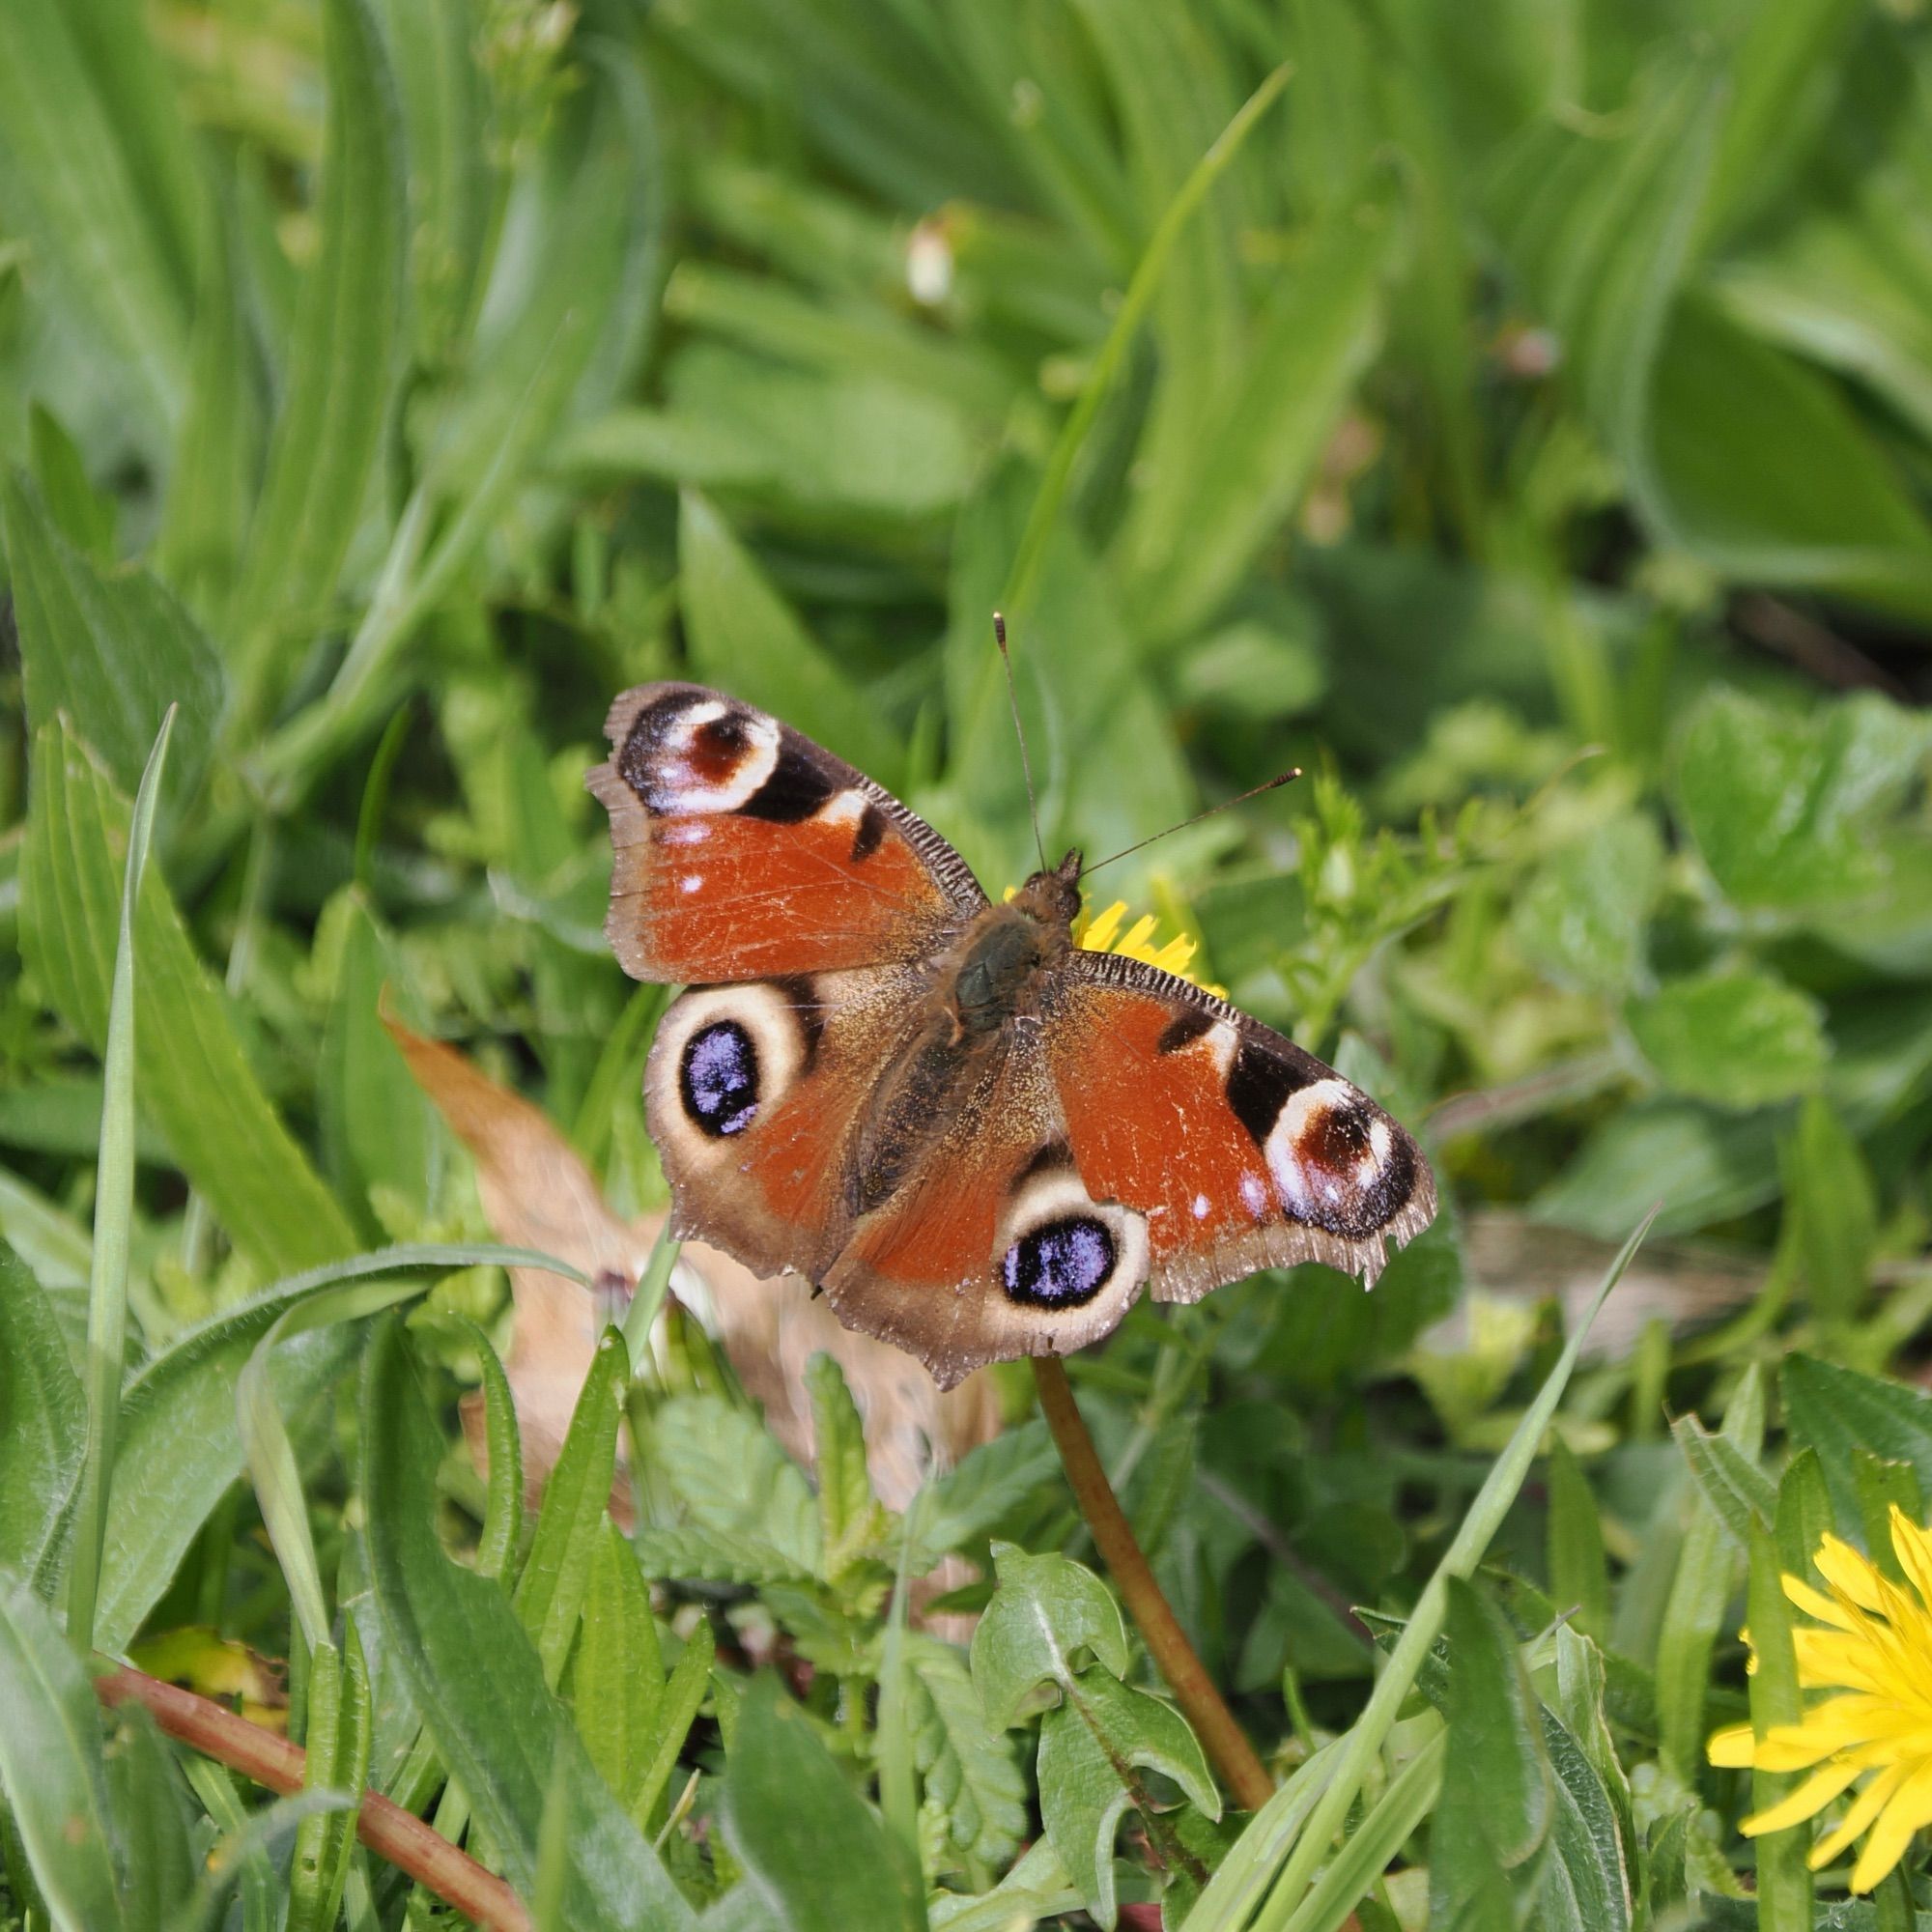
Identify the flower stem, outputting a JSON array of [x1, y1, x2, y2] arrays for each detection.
[[1033, 1356, 1274, 1811], [95, 1664, 530, 1931]]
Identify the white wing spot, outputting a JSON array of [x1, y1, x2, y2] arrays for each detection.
[[679, 874, 704, 895], [1192, 1193, 1211, 1221], [1239, 1174, 1268, 1219]]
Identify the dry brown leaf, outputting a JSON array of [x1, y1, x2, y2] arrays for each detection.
[[384, 1018, 1000, 1516]]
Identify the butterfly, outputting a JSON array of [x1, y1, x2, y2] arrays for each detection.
[[589, 682, 1436, 1390]]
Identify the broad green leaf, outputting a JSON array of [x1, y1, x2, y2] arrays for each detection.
[[1545, 1437, 1608, 1639], [100, 1702, 194, 1932], [228, 0, 406, 713], [240, 1273, 434, 1650], [287, 1628, 371, 1932], [1656, 1368, 1762, 1779], [0, 0, 191, 433], [360, 1318, 696, 1927], [20, 719, 358, 1277], [909, 1419, 1061, 1565], [318, 892, 436, 1232], [642, 1391, 821, 1581], [1427, 1578, 1550, 1930], [576, 1522, 664, 1809], [1532, 1098, 1778, 1239], [1853, 1454, 1923, 1584], [807, 1352, 886, 1580], [0, 1244, 85, 1591], [1035, 1666, 1219, 1926], [971, 1544, 1130, 1732], [1537, 1700, 1634, 1932], [679, 488, 900, 786], [1645, 298, 1932, 617], [1120, 189, 1396, 642], [1776, 1445, 1834, 1577], [903, 1633, 1028, 1867], [5, 472, 223, 812], [514, 1327, 627, 1688], [1673, 1414, 1777, 1548], [1783, 1094, 1879, 1325], [95, 1243, 568, 1652], [1672, 688, 1930, 913], [26, 406, 115, 562], [716, 1673, 925, 1932], [1626, 968, 1827, 1109], [366, 0, 494, 365], [0, 1586, 125, 1932], [1512, 813, 1662, 999], [155, 180, 263, 618]]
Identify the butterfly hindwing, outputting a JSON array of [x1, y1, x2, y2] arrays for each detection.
[[1045, 950, 1435, 1302], [643, 967, 928, 1284], [819, 1032, 1151, 1389], [589, 683, 984, 982]]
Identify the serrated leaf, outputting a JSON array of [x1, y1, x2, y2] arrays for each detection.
[[910, 1418, 1061, 1564], [631, 1523, 820, 1589], [647, 1391, 822, 1580], [1627, 968, 1828, 1109], [576, 1521, 664, 1809], [903, 1633, 1028, 1867], [20, 718, 358, 1277], [1782, 1353, 1932, 1533], [1537, 1699, 1634, 1932], [1673, 1413, 1778, 1548], [0, 1244, 85, 1592], [1513, 812, 1663, 999], [808, 1351, 885, 1578], [716, 1674, 925, 1932], [513, 1327, 628, 1689], [971, 1543, 1130, 1732]]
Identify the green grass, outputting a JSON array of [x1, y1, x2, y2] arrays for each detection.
[[3, 0, 1932, 1926]]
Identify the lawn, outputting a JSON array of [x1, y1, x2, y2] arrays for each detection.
[[3, 1, 1932, 1927]]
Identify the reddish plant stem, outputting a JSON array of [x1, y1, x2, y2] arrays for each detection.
[[1033, 1356, 1275, 1812], [95, 1665, 530, 1932]]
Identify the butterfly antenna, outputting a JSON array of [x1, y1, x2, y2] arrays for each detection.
[[994, 611, 1049, 874], [1080, 768, 1303, 879]]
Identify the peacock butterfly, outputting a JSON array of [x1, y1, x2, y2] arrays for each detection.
[[589, 682, 1436, 1390]]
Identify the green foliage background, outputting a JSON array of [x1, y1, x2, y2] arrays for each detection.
[[2, 0, 1931, 1926]]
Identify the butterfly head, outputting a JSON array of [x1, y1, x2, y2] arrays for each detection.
[[1009, 849, 1084, 930]]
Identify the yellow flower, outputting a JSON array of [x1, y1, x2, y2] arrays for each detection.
[[1077, 899, 1223, 993], [1709, 1506, 1932, 1894]]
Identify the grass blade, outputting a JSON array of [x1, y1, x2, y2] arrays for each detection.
[[1241, 1208, 1657, 1931], [66, 707, 173, 1656]]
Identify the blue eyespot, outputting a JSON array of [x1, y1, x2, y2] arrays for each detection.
[[680, 1021, 759, 1136], [1001, 1216, 1115, 1308]]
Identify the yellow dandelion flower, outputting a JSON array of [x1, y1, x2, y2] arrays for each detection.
[[1077, 899, 1224, 994], [1708, 1505, 1932, 1894]]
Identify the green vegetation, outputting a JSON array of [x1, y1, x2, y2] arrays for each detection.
[[3, 0, 1932, 1926]]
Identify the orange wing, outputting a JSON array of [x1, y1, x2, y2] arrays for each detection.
[[1045, 952, 1436, 1303], [588, 683, 983, 982]]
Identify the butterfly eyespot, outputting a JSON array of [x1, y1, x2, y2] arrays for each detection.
[[679, 1020, 761, 1137], [1000, 1215, 1117, 1309]]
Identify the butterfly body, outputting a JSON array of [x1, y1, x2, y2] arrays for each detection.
[[592, 681, 1435, 1389]]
